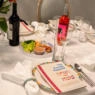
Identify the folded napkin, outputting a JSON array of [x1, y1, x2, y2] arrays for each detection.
[[79, 54, 95, 72], [1, 60, 40, 95], [31, 21, 49, 32], [20, 22, 34, 36]]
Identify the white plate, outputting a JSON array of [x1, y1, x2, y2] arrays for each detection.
[[35, 68, 50, 87], [20, 31, 34, 36], [20, 22, 34, 36], [20, 41, 53, 58], [33, 63, 86, 94], [20, 49, 53, 58], [32, 63, 55, 93]]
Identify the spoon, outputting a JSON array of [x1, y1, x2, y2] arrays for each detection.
[[74, 63, 95, 87]]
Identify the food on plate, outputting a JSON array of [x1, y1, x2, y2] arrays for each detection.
[[21, 40, 52, 54], [35, 41, 52, 53], [45, 46, 52, 53], [41, 45, 52, 53], [34, 46, 45, 55], [21, 40, 36, 52]]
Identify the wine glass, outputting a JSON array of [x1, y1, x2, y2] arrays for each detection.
[[66, 21, 76, 45], [0, 30, 8, 46], [73, 16, 84, 40], [48, 19, 68, 62], [0, 30, 5, 40], [79, 20, 90, 42], [51, 28, 67, 62]]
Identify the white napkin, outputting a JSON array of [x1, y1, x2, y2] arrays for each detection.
[[30, 21, 51, 41], [1, 60, 40, 95], [79, 54, 95, 72], [20, 22, 34, 36], [31, 21, 49, 32]]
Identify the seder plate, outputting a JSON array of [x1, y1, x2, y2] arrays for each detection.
[[32, 62, 86, 93]]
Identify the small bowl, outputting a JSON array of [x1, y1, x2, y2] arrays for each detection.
[[34, 46, 45, 55]]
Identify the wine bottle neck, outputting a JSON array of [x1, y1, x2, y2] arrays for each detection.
[[12, 2, 17, 15], [0, 0, 4, 7], [63, 3, 69, 16]]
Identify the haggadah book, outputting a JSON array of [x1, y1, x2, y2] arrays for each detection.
[[37, 62, 86, 93]]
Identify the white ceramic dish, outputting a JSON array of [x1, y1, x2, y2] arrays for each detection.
[[20, 22, 34, 36], [32, 62, 86, 94], [20, 31, 34, 36], [20, 41, 53, 58]]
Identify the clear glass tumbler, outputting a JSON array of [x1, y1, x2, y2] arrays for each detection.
[[52, 30, 67, 62]]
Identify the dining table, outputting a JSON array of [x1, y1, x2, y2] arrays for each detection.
[[0, 19, 95, 95]]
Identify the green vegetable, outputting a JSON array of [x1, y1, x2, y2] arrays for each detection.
[[21, 40, 36, 53], [0, 17, 8, 32], [0, 0, 11, 32]]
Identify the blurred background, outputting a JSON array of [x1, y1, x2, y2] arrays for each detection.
[[6, 0, 95, 28]]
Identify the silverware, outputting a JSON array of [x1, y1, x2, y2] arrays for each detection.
[[74, 63, 95, 87]]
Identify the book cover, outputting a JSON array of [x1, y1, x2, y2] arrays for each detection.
[[37, 62, 86, 93]]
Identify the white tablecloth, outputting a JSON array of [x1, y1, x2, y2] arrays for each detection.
[[0, 20, 95, 95]]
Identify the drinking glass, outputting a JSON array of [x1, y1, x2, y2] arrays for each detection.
[[0, 30, 8, 46], [0, 30, 5, 40], [72, 16, 91, 43], [73, 16, 84, 40], [48, 20, 68, 62], [66, 21, 76, 45], [78, 19, 90, 42], [52, 38, 67, 62], [51, 29, 67, 62]]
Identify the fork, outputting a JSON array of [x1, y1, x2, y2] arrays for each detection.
[[74, 63, 95, 87]]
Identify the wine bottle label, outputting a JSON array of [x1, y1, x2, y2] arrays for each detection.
[[57, 24, 67, 45], [7, 23, 13, 40], [58, 24, 67, 39]]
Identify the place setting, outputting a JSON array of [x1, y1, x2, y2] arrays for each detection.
[[1, 18, 95, 95], [1, 2, 95, 94], [0, 60, 88, 95], [0, 22, 93, 95], [19, 39, 53, 58], [1, 0, 95, 95]]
